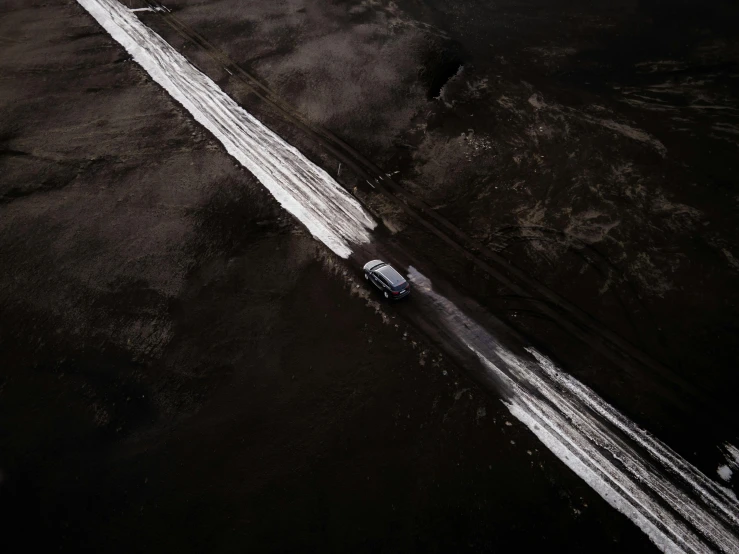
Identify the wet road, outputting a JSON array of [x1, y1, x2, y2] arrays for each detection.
[[73, 2, 739, 551]]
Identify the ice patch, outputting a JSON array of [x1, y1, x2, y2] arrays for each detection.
[[718, 466, 733, 482], [722, 249, 739, 272], [78, 0, 375, 259]]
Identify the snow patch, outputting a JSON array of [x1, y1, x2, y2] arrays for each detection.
[[407, 266, 739, 554], [79, 0, 375, 259], [581, 115, 667, 157]]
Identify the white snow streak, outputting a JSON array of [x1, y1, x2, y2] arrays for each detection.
[[719, 444, 739, 483], [725, 444, 739, 468], [408, 267, 739, 554], [78, 0, 375, 258]]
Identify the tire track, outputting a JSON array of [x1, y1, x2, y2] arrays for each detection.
[[409, 267, 739, 554], [141, 1, 721, 415]]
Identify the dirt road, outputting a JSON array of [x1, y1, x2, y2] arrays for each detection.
[[1, 1, 738, 552]]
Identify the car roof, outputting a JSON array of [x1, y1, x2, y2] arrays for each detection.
[[376, 264, 406, 285]]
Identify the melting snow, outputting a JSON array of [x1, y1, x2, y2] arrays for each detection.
[[408, 266, 739, 554], [78, 0, 375, 259]]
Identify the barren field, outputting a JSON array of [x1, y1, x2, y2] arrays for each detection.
[[1, 1, 738, 552]]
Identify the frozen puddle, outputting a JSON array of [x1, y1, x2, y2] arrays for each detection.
[[78, 0, 375, 259], [409, 267, 739, 554]]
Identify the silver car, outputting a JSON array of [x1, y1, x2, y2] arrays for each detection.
[[363, 260, 411, 300]]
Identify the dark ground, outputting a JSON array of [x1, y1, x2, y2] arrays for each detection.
[[154, 0, 739, 410], [1, 0, 738, 552]]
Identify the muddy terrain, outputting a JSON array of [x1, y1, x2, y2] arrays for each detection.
[[151, 0, 739, 419], [1, 0, 738, 552], [135, 0, 739, 485]]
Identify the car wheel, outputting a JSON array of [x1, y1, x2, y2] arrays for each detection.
[[384, 291, 389, 299], [364, 272, 369, 280]]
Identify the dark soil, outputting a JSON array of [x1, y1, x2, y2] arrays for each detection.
[[2, 0, 738, 552]]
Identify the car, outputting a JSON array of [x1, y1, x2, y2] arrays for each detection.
[[363, 260, 411, 300]]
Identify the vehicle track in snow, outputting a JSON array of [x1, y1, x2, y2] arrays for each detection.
[[135, 0, 724, 420], [408, 267, 739, 554], [78, 0, 376, 260]]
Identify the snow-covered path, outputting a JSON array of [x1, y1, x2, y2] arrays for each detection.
[[78, 0, 375, 259], [409, 268, 739, 554]]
